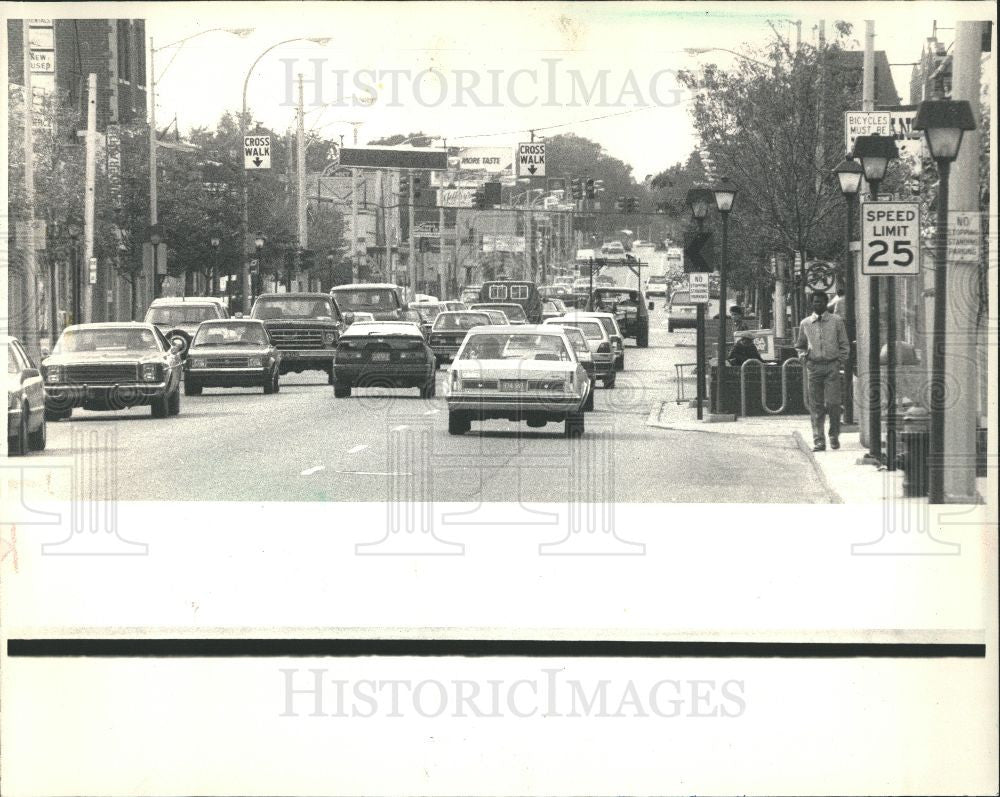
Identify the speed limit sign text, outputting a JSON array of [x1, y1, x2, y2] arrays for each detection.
[[861, 201, 920, 276]]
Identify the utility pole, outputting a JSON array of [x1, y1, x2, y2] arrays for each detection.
[[943, 20, 985, 501], [857, 19, 878, 455], [83, 73, 97, 323], [351, 169, 360, 283], [296, 74, 307, 254], [814, 20, 826, 196], [20, 22, 40, 359], [407, 173, 416, 298]]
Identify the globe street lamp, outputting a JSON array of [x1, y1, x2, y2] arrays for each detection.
[[209, 233, 221, 298], [913, 99, 977, 504], [148, 225, 163, 299], [852, 134, 899, 467], [685, 187, 714, 420], [68, 223, 82, 324], [832, 153, 864, 425], [712, 177, 737, 416], [253, 233, 266, 304]]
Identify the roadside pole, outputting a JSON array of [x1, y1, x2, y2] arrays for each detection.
[[944, 20, 985, 501], [351, 169, 360, 283], [83, 73, 97, 323], [19, 22, 41, 359], [296, 74, 307, 288], [407, 173, 416, 299], [857, 19, 877, 455]]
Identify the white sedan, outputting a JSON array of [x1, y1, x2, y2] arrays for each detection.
[[444, 325, 590, 437]]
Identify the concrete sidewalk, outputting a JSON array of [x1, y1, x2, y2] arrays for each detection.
[[647, 397, 986, 504]]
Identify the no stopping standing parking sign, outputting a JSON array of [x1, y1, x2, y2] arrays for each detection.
[[861, 201, 921, 276]]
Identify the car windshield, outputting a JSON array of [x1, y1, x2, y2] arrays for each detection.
[[55, 327, 160, 354], [460, 333, 571, 362], [433, 313, 490, 331], [7, 345, 19, 374], [146, 305, 219, 324], [560, 327, 589, 354], [192, 323, 269, 347], [596, 317, 618, 336], [252, 298, 335, 320], [333, 289, 400, 312], [411, 304, 441, 322], [596, 291, 639, 306], [550, 320, 604, 340], [473, 304, 526, 321]]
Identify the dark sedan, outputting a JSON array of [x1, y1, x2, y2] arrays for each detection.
[[183, 319, 281, 395], [333, 322, 436, 398], [41, 323, 183, 418], [6, 335, 46, 454]]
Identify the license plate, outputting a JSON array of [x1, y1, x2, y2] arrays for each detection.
[[499, 380, 523, 391], [370, 352, 390, 362]]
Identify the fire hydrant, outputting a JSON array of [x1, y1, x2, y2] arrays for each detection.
[[899, 405, 930, 497]]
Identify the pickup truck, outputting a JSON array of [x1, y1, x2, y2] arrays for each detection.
[[249, 292, 351, 384]]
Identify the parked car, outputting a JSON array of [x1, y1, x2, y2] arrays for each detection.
[[470, 302, 528, 324], [428, 311, 492, 367], [41, 323, 183, 418], [444, 325, 589, 437], [588, 287, 650, 347], [183, 319, 281, 395], [6, 335, 46, 454], [573, 310, 626, 371], [666, 289, 708, 332], [250, 292, 348, 384], [543, 314, 616, 387], [333, 321, 436, 399], [645, 274, 669, 297], [331, 283, 406, 321], [144, 296, 228, 357]]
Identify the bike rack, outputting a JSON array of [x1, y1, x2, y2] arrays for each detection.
[[739, 357, 808, 417]]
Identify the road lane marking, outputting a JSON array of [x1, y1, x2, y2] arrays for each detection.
[[336, 471, 413, 476], [300, 465, 326, 476], [390, 425, 410, 431], [347, 444, 368, 454], [423, 409, 439, 415]]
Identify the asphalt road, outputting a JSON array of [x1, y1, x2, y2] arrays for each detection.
[[37, 307, 830, 503]]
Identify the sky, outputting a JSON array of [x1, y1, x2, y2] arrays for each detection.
[[13, 1, 997, 179]]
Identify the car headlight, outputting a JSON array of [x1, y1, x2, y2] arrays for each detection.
[[322, 332, 336, 346], [45, 366, 63, 384], [189, 358, 206, 369], [248, 357, 263, 367], [450, 370, 461, 392], [141, 363, 160, 382]]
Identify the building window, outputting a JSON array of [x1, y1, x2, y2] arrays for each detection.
[[117, 20, 131, 83]]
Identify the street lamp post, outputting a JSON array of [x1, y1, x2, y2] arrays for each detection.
[[685, 187, 713, 421], [712, 177, 737, 415], [68, 224, 81, 324], [149, 226, 163, 299], [253, 233, 266, 304], [240, 37, 330, 314], [853, 134, 899, 467], [833, 154, 864, 425], [209, 233, 221, 298], [913, 99, 977, 504]]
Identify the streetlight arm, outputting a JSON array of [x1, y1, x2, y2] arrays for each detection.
[[242, 38, 311, 120]]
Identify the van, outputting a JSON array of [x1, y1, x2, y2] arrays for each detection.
[[478, 280, 543, 324]]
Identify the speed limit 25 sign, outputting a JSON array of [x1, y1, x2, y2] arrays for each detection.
[[861, 201, 921, 276]]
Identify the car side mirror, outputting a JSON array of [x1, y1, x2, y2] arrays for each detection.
[[40, 346, 50, 357], [21, 367, 40, 382], [648, 302, 655, 310], [343, 310, 355, 326]]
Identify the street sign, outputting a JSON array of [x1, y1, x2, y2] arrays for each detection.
[[861, 201, 920, 276], [947, 211, 981, 265], [339, 146, 448, 170], [455, 146, 511, 173], [844, 111, 891, 153], [437, 188, 477, 207], [689, 272, 710, 303], [516, 142, 546, 177], [244, 135, 271, 169], [683, 231, 712, 272], [805, 260, 836, 292]]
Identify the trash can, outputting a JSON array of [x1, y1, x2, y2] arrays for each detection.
[[899, 406, 930, 497]]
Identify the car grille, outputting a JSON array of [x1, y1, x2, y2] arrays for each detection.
[[268, 328, 325, 349], [205, 357, 251, 368], [65, 364, 139, 384]]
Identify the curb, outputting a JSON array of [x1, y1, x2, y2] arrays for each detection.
[[792, 430, 844, 504]]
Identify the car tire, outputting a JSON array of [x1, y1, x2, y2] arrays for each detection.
[[334, 382, 352, 398], [264, 370, 279, 394], [151, 393, 170, 418], [327, 369, 336, 385], [28, 413, 47, 452], [184, 378, 203, 396], [272, 371, 280, 394], [564, 410, 585, 438], [448, 410, 470, 435], [603, 373, 616, 389], [637, 331, 649, 348], [583, 384, 595, 411], [167, 386, 181, 416], [45, 407, 71, 422], [419, 377, 436, 399], [615, 354, 625, 371], [8, 408, 28, 456]]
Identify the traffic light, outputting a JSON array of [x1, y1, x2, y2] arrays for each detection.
[[585, 178, 595, 199], [472, 189, 486, 209], [615, 196, 626, 213], [484, 181, 502, 207], [413, 175, 422, 201], [398, 177, 409, 204], [571, 178, 583, 200]]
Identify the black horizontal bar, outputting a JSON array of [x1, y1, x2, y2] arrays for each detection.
[[6, 639, 985, 659]]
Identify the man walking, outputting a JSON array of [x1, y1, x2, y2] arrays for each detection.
[[796, 291, 849, 452]]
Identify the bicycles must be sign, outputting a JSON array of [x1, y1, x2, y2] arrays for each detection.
[[861, 201, 920, 276]]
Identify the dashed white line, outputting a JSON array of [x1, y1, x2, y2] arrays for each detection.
[[423, 409, 439, 415], [300, 465, 326, 476], [347, 444, 368, 454], [390, 425, 410, 431]]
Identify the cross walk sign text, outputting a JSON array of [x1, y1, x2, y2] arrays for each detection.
[[244, 135, 271, 169], [516, 142, 545, 177]]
